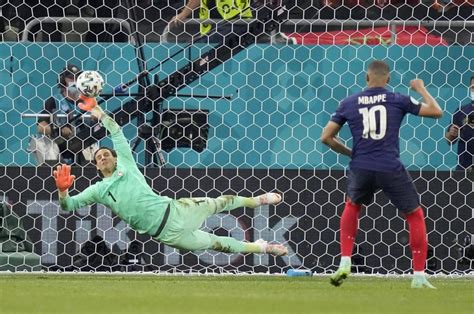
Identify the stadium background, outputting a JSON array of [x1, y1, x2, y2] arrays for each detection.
[[0, 44, 471, 169]]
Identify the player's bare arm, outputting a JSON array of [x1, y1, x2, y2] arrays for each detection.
[[410, 79, 443, 118], [321, 121, 352, 157]]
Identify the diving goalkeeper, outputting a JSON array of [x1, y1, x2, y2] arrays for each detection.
[[54, 99, 288, 256]]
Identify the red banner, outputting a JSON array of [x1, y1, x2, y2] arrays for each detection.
[[286, 26, 447, 46]]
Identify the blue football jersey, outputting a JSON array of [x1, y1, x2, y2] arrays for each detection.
[[448, 102, 474, 170], [331, 87, 421, 172]]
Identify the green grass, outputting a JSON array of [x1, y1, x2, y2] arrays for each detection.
[[0, 275, 472, 314]]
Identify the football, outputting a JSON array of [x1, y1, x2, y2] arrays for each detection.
[[76, 70, 104, 98]]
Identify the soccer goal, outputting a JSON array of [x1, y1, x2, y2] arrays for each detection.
[[0, 1, 472, 274]]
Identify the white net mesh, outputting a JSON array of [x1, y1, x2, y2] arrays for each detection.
[[0, 1, 472, 274]]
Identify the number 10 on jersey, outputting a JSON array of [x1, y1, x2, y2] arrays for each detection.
[[359, 105, 387, 140]]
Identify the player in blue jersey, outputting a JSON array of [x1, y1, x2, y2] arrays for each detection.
[[445, 76, 473, 171], [321, 60, 443, 288]]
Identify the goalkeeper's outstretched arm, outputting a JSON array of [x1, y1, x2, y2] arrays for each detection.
[[54, 164, 97, 211], [89, 100, 135, 165]]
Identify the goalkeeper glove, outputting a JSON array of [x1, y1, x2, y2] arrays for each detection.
[[78, 94, 98, 112], [53, 164, 75, 192]]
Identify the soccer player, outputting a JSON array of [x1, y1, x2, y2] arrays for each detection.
[[53, 99, 288, 257], [321, 60, 442, 288], [444, 75, 473, 171]]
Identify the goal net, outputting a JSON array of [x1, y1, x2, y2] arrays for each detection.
[[0, 0, 472, 274]]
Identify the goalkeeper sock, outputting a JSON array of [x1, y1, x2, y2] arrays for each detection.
[[406, 207, 428, 272], [340, 200, 362, 257], [209, 235, 263, 253], [213, 196, 257, 213], [209, 236, 281, 254], [246, 241, 266, 254], [253, 193, 282, 206], [212, 194, 281, 213]]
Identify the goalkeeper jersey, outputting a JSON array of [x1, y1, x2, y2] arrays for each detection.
[[59, 115, 172, 235]]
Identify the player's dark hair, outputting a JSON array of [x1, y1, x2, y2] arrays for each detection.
[[93, 147, 118, 165], [58, 64, 82, 89], [94, 147, 118, 178], [368, 60, 390, 76]]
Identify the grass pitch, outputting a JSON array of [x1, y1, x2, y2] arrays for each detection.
[[0, 275, 472, 313]]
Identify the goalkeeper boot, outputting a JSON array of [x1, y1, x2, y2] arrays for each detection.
[[255, 239, 288, 256], [330, 259, 351, 287], [411, 273, 436, 289], [255, 193, 282, 206]]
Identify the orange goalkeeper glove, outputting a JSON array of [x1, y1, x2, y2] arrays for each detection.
[[53, 164, 75, 192], [78, 94, 98, 112]]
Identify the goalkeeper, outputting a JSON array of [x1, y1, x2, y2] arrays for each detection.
[[54, 99, 287, 257]]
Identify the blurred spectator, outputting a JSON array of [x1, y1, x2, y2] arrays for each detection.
[[445, 76, 474, 171], [171, 0, 252, 35], [167, 0, 253, 43], [31, 64, 98, 165], [166, 0, 292, 44]]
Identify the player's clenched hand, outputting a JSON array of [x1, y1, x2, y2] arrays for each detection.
[[448, 124, 459, 138], [410, 79, 425, 92], [78, 94, 98, 112], [53, 164, 75, 192]]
